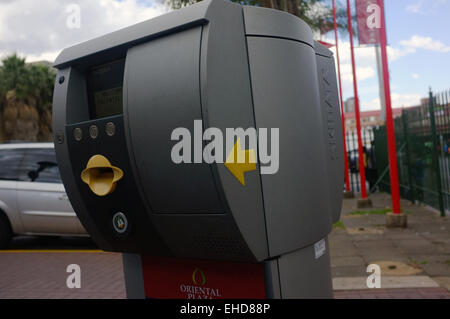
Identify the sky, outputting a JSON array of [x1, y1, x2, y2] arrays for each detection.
[[0, 0, 449, 111], [322, 0, 450, 110]]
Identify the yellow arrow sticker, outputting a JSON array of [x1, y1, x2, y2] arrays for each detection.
[[224, 138, 257, 186]]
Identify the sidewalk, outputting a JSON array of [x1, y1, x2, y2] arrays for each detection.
[[0, 251, 125, 299], [329, 192, 450, 298]]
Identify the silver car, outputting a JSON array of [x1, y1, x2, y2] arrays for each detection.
[[0, 143, 87, 248]]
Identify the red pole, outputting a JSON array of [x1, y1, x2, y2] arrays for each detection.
[[346, 0, 367, 198], [379, 0, 401, 214], [333, 0, 351, 192]]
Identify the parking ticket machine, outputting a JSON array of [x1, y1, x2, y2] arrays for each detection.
[[52, 0, 344, 299]]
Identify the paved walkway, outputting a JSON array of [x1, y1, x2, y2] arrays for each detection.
[[334, 287, 450, 299], [0, 251, 125, 299], [329, 192, 450, 298]]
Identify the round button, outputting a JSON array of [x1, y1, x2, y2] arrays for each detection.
[[89, 125, 98, 139], [55, 131, 64, 144], [73, 128, 83, 141], [112, 212, 128, 234], [105, 122, 116, 137]]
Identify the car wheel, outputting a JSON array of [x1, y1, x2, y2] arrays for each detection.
[[0, 212, 13, 249]]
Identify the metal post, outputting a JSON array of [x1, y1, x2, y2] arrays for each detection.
[[375, 45, 386, 121], [429, 89, 445, 217], [379, 0, 401, 214], [332, 0, 351, 192], [346, 0, 367, 198], [402, 110, 415, 203]]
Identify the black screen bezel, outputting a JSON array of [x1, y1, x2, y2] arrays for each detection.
[[86, 58, 126, 120]]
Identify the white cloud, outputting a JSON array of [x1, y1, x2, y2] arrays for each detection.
[[323, 33, 448, 103], [326, 37, 415, 69], [406, 0, 448, 14], [327, 39, 375, 65], [325, 34, 450, 75], [400, 35, 450, 53], [361, 93, 422, 111], [0, 0, 167, 62], [412, 73, 419, 79], [391, 93, 422, 108], [406, 1, 423, 13], [0, 50, 63, 64], [340, 63, 375, 83], [324, 37, 411, 90], [358, 86, 380, 95], [361, 97, 381, 111], [386, 46, 416, 61]]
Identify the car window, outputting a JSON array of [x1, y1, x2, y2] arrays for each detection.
[[20, 148, 61, 183], [0, 148, 26, 181]]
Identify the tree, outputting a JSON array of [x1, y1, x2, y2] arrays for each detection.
[[0, 54, 55, 142], [165, 0, 348, 33]]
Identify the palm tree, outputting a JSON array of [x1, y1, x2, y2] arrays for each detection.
[[165, 0, 348, 33], [0, 54, 55, 142]]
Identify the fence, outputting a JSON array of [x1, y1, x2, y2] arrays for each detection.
[[345, 127, 375, 193], [374, 88, 450, 216]]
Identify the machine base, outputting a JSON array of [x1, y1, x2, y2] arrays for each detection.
[[122, 238, 333, 299]]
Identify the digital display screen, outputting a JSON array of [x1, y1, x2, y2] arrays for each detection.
[[87, 59, 125, 119]]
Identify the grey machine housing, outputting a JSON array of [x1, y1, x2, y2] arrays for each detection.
[[53, 0, 344, 263]]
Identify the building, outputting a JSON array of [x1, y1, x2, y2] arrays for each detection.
[[420, 97, 429, 107], [344, 108, 403, 132], [344, 97, 355, 114]]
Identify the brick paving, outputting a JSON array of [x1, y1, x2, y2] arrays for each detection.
[[329, 192, 450, 281], [0, 251, 125, 299], [334, 287, 450, 299]]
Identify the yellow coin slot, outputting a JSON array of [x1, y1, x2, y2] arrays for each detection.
[[81, 155, 123, 196]]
